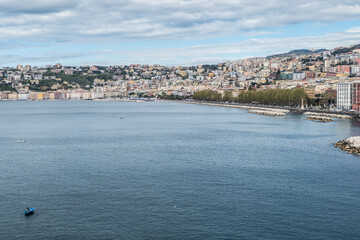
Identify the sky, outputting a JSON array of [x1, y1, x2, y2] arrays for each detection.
[[1, 0, 360, 67]]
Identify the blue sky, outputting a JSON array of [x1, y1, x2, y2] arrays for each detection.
[[0, 0, 360, 67]]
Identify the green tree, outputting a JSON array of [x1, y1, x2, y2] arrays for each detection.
[[222, 91, 233, 102], [234, 88, 308, 107]]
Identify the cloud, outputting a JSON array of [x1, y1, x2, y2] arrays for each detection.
[[0, 49, 100, 66], [0, 0, 359, 66], [108, 29, 360, 65], [0, 0, 359, 42], [0, 0, 76, 14], [3, 26, 358, 67]]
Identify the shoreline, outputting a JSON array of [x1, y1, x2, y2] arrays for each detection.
[[165, 100, 353, 119], [0, 99, 355, 119]]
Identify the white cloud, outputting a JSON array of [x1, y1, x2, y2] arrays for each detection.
[[0, 0, 359, 41], [0, 0, 76, 13], [346, 27, 360, 33], [83, 28, 358, 65], [0, 0, 360, 66], [3, 26, 358, 67]]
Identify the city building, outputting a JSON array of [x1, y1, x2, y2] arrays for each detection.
[[337, 83, 352, 111], [352, 82, 360, 111], [293, 72, 306, 80]]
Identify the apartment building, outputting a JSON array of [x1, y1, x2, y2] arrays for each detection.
[[352, 82, 360, 111], [337, 83, 352, 111]]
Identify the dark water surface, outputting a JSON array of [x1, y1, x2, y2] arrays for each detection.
[[1, 101, 359, 239]]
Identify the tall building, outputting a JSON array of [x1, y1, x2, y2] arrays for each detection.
[[324, 60, 331, 68], [337, 83, 352, 111], [352, 82, 360, 111]]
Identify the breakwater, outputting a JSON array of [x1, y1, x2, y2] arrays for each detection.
[[303, 112, 351, 119], [248, 110, 286, 116], [335, 137, 360, 155], [306, 116, 332, 122]]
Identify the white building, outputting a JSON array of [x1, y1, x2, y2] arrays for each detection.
[[324, 60, 331, 68], [351, 66, 360, 75], [293, 72, 306, 80], [82, 91, 91, 100], [91, 91, 104, 99], [70, 91, 82, 100], [18, 93, 29, 100], [337, 83, 352, 111]]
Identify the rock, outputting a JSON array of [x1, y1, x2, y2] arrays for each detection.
[[306, 116, 332, 122], [304, 112, 351, 119], [335, 136, 360, 156], [248, 110, 286, 116]]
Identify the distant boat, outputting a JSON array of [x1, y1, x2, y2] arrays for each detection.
[[24, 207, 35, 216], [17, 139, 26, 143]]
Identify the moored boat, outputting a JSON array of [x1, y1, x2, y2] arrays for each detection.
[[24, 207, 35, 216]]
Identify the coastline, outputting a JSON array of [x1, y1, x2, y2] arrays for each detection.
[[164, 100, 354, 119]]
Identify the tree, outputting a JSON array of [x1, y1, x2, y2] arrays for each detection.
[[193, 90, 222, 102], [235, 88, 308, 107], [222, 91, 233, 102]]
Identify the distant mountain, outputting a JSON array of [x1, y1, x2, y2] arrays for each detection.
[[267, 49, 327, 58], [331, 44, 360, 55]]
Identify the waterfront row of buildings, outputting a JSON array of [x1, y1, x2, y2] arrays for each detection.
[[0, 89, 123, 101], [1, 44, 360, 109]]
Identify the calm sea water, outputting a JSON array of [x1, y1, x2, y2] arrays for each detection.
[[0, 101, 359, 239]]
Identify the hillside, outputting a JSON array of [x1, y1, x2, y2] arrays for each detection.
[[332, 44, 360, 55], [267, 49, 327, 58]]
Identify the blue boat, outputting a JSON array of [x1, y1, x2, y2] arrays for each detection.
[[24, 207, 35, 216]]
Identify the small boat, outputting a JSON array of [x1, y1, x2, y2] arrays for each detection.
[[17, 139, 26, 143], [24, 207, 35, 216]]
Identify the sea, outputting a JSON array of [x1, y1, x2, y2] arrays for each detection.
[[0, 101, 359, 239]]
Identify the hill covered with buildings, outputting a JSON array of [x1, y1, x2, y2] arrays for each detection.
[[1, 43, 360, 110]]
